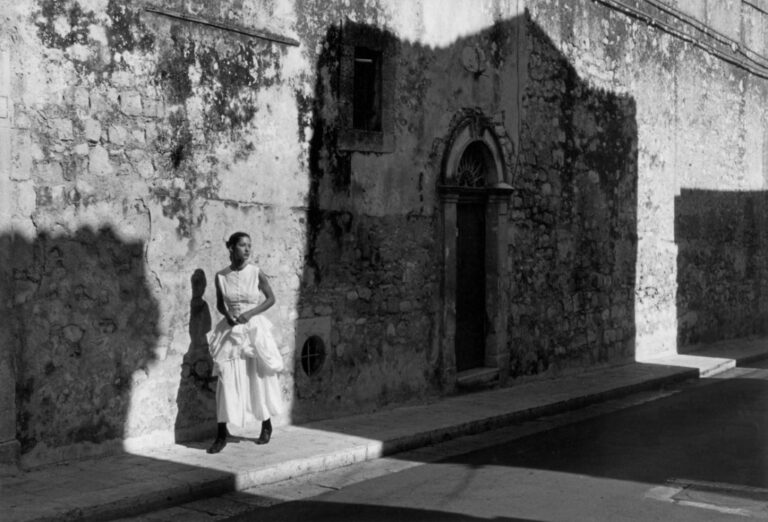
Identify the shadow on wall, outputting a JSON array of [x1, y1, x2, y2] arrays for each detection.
[[509, 19, 638, 376], [1, 227, 161, 466], [2, 6, 642, 472], [675, 189, 768, 348], [292, 9, 638, 424], [174, 268, 217, 442]]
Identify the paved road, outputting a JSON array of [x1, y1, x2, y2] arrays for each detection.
[[121, 359, 768, 521]]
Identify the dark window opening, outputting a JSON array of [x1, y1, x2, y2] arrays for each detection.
[[301, 335, 326, 377], [456, 141, 491, 187], [353, 47, 382, 132]]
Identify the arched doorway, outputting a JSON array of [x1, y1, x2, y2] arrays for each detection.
[[455, 142, 489, 371], [438, 111, 514, 388]]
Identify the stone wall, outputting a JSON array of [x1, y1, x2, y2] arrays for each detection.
[[527, 0, 768, 361], [1, 0, 766, 467], [675, 189, 768, 345], [509, 14, 639, 376], [2, 0, 311, 467]]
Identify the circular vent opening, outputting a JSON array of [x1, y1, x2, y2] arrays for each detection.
[[301, 335, 326, 377]]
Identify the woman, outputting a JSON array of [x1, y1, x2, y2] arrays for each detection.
[[206, 231, 284, 454]]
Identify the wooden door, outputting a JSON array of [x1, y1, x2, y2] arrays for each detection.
[[455, 200, 486, 371]]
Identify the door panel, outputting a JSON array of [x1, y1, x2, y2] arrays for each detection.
[[455, 201, 486, 372]]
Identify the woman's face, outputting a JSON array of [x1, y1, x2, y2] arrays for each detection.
[[230, 236, 251, 264]]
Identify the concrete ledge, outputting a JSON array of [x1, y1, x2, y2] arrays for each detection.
[[456, 367, 499, 389]]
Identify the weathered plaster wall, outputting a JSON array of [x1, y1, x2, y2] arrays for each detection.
[[3, 0, 522, 466], [526, 0, 768, 362], [2, 0, 766, 468], [506, 11, 638, 376], [290, 0, 526, 418], [3, 0, 310, 467]]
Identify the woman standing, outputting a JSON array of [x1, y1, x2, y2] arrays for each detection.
[[206, 232, 284, 454]]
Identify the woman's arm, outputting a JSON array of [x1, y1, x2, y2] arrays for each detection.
[[215, 275, 237, 326], [234, 272, 276, 323]]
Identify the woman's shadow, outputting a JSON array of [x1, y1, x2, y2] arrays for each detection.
[[174, 269, 218, 444], [175, 269, 259, 446]]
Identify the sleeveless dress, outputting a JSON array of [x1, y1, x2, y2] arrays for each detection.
[[208, 264, 284, 426]]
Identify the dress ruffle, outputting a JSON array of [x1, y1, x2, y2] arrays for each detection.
[[207, 314, 284, 425], [208, 315, 284, 375]]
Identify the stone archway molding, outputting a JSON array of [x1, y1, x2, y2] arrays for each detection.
[[433, 107, 517, 188], [434, 108, 515, 390]]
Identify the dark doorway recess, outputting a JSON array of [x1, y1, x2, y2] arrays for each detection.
[[456, 198, 487, 372]]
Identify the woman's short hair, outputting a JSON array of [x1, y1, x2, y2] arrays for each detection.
[[226, 231, 250, 249]]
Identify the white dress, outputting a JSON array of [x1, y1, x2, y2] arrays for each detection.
[[208, 264, 284, 426]]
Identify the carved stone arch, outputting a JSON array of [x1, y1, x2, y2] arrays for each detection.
[[435, 108, 514, 390], [434, 107, 516, 189], [443, 114, 505, 187]]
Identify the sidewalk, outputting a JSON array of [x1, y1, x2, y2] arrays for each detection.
[[4, 337, 768, 522]]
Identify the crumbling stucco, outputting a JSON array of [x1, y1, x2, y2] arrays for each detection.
[[0, 0, 766, 467]]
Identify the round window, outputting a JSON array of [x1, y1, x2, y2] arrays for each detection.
[[301, 335, 326, 377]]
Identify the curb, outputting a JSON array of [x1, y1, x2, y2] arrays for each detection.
[[44, 363, 705, 522]]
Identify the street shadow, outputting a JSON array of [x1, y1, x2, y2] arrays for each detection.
[[675, 189, 768, 348], [436, 366, 768, 490], [230, 500, 537, 522]]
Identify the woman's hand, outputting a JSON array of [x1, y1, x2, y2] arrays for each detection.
[[233, 313, 249, 325], [226, 314, 238, 327]]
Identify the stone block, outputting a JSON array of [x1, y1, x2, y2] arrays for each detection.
[[112, 71, 134, 87], [52, 118, 74, 140], [89, 145, 113, 176], [120, 91, 143, 116], [74, 87, 90, 109], [36, 161, 63, 183], [89, 92, 110, 113], [14, 180, 36, 216], [143, 98, 165, 118], [84, 118, 101, 143], [108, 124, 127, 145], [135, 158, 155, 179]]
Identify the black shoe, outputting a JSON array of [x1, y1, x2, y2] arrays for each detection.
[[207, 437, 227, 454], [256, 420, 272, 445]]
